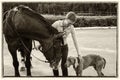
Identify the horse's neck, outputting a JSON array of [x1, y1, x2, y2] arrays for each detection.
[[6, 6, 57, 43], [35, 36, 54, 52], [18, 6, 58, 34]]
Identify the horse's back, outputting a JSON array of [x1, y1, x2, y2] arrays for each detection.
[[3, 5, 58, 40], [16, 5, 58, 34]]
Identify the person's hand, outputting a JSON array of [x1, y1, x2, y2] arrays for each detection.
[[55, 32, 64, 38], [32, 46, 38, 50], [33, 45, 42, 50], [62, 31, 66, 35], [37, 45, 42, 50]]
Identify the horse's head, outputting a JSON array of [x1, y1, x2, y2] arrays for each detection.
[[40, 37, 62, 70], [49, 39, 62, 70]]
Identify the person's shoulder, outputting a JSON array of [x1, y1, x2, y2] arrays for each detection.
[[54, 20, 63, 23], [70, 25, 74, 29], [69, 25, 75, 33], [52, 20, 63, 26]]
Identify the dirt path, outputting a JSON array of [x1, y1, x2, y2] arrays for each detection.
[[3, 28, 117, 77]]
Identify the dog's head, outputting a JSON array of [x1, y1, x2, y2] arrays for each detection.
[[65, 56, 76, 67]]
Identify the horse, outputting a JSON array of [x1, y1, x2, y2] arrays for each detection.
[[3, 5, 63, 77]]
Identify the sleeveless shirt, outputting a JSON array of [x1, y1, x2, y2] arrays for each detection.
[[52, 20, 74, 45]]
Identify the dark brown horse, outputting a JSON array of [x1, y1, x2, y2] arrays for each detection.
[[3, 5, 62, 76]]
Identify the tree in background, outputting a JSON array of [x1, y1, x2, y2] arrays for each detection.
[[2, 2, 117, 15]]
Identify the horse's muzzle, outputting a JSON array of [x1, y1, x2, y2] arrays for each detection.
[[49, 59, 61, 70]]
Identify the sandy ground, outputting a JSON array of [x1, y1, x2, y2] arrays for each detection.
[[3, 28, 117, 77]]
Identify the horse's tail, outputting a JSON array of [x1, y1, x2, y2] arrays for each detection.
[[3, 10, 9, 21], [3, 10, 9, 34], [102, 58, 106, 69]]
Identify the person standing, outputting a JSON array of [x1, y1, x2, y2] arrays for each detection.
[[52, 11, 81, 76]]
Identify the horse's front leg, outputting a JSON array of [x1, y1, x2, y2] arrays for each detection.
[[19, 50, 26, 71], [25, 53, 32, 76], [20, 49, 33, 71], [24, 40, 32, 76]]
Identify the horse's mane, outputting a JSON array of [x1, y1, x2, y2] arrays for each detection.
[[17, 5, 58, 34]]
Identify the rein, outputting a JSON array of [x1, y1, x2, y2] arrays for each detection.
[[20, 40, 49, 63]]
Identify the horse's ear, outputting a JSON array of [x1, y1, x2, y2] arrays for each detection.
[[50, 26, 58, 34]]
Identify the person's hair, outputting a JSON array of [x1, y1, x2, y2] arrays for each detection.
[[66, 11, 77, 22]]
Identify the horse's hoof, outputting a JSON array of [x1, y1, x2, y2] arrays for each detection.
[[15, 74, 20, 77], [31, 65, 33, 69], [20, 67, 26, 71], [27, 74, 32, 77]]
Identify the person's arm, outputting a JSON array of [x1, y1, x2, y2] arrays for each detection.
[[70, 25, 81, 57]]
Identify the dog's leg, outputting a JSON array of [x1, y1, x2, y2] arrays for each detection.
[[75, 70, 79, 76], [96, 67, 104, 77], [74, 66, 83, 76], [94, 60, 105, 77], [76, 70, 82, 76], [101, 72, 104, 76], [73, 67, 79, 76], [77, 72, 82, 76], [76, 71, 79, 76], [78, 70, 82, 76], [97, 71, 104, 76]]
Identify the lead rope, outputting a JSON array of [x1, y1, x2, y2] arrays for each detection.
[[20, 40, 49, 63]]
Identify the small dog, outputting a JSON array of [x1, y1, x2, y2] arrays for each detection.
[[65, 54, 106, 76]]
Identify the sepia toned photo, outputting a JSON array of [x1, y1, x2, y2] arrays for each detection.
[[2, 2, 118, 77]]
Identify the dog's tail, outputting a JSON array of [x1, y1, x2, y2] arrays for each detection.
[[102, 58, 106, 69]]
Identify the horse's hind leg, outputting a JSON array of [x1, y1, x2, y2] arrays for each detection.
[[20, 49, 26, 71], [23, 39, 32, 76], [8, 44, 20, 77], [25, 52, 32, 76]]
